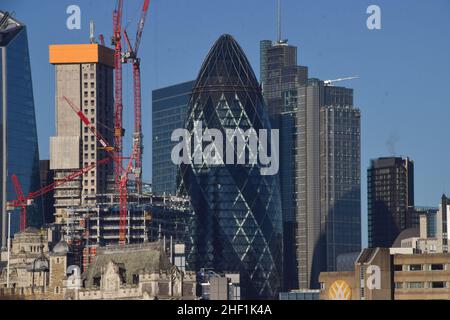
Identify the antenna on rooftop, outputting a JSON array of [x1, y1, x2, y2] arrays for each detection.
[[89, 20, 95, 44], [277, 0, 282, 43]]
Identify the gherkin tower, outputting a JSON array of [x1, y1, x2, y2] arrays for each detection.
[[180, 34, 283, 299]]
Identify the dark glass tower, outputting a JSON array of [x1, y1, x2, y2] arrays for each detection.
[[1, 12, 43, 248], [152, 80, 195, 195], [368, 157, 414, 248], [181, 35, 283, 299]]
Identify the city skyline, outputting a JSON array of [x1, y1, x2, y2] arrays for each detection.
[[0, 0, 450, 305], [3, 0, 450, 247]]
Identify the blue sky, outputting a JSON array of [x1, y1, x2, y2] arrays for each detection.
[[4, 0, 450, 246]]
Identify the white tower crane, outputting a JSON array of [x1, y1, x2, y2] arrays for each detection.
[[323, 76, 359, 86]]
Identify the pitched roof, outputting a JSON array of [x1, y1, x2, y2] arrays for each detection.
[[84, 242, 172, 287]]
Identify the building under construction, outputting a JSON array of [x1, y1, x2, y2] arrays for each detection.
[[49, 43, 115, 222], [60, 193, 192, 271], [43, 1, 193, 271]]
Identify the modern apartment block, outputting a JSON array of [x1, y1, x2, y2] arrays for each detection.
[[0, 12, 43, 246], [368, 157, 414, 248], [48, 44, 114, 223], [152, 80, 194, 196]]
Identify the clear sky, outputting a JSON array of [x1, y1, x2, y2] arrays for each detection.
[[4, 0, 450, 246]]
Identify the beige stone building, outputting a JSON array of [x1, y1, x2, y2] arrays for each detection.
[[319, 248, 393, 300], [394, 253, 450, 300], [69, 242, 196, 300], [319, 247, 450, 300], [48, 44, 115, 223], [0, 236, 196, 300], [0, 228, 50, 290]]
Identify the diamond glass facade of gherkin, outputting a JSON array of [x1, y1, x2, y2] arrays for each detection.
[[180, 34, 283, 299]]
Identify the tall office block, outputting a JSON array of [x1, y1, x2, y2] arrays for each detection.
[[368, 157, 414, 248], [0, 12, 43, 247], [260, 38, 361, 290], [295, 79, 360, 289], [49, 44, 114, 223], [181, 35, 283, 299], [260, 40, 308, 291], [152, 81, 194, 195], [320, 104, 361, 272], [260, 40, 306, 116]]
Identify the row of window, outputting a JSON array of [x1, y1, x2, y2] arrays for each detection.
[[395, 281, 448, 289], [395, 263, 450, 271]]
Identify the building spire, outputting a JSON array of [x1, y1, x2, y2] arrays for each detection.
[[277, 0, 282, 43]]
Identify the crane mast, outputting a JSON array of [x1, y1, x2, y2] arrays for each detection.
[[123, 0, 150, 195], [112, 0, 124, 194]]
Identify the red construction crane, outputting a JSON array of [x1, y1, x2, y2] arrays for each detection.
[[118, 142, 138, 244], [63, 96, 132, 244], [112, 0, 124, 193], [11, 175, 27, 231], [9, 157, 112, 231], [63, 96, 113, 153], [123, 0, 150, 194]]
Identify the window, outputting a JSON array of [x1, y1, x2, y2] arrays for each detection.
[[431, 282, 445, 289], [394, 265, 403, 271], [395, 282, 403, 289], [55, 287, 60, 294], [431, 264, 444, 271], [408, 282, 424, 289], [409, 264, 422, 271]]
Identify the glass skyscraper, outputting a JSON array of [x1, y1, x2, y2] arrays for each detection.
[[181, 34, 283, 299], [152, 81, 194, 195], [0, 12, 42, 248]]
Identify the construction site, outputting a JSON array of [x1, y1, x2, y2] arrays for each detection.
[[5, 0, 192, 273]]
